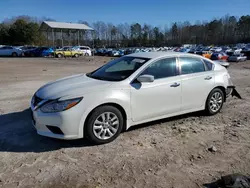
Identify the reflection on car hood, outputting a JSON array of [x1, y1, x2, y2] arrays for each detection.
[[36, 74, 112, 99]]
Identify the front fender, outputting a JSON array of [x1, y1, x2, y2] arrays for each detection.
[[78, 89, 131, 138]]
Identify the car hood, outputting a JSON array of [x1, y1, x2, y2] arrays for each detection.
[[36, 74, 112, 99]]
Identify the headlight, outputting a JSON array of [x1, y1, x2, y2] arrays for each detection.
[[40, 97, 82, 113]]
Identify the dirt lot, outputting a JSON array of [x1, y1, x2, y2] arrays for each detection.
[[0, 56, 250, 188]]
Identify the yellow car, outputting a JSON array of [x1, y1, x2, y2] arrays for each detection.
[[54, 47, 83, 58]]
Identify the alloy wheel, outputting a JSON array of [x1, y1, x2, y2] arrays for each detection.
[[209, 92, 223, 112], [93, 112, 119, 140]]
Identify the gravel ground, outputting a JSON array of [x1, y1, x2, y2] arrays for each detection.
[[0, 57, 250, 188]]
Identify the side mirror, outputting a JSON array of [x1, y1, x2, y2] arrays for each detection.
[[137, 74, 154, 83]]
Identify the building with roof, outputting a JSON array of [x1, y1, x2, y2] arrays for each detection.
[[40, 21, 94, 47]]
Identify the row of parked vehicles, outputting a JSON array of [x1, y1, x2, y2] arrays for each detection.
[[0, 45, 92, 57], [94, 44, 250, 62], [190, 50, 249, 62], [1, 44, 250, 62]]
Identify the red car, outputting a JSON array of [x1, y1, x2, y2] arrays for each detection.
[[210, 52, 228, 61]]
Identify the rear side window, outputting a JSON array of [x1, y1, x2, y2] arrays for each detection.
[[203, 59, 214, 71], [179, 57, 205, 75], [2, 46, 12, 49]]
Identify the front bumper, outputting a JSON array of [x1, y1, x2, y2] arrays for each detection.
[[30, 105, 83, 140]]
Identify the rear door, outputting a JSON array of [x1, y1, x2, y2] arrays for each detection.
[[179, 56, 215, 111]]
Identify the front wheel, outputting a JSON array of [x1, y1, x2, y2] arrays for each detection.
[[12, 52, 18, 57], [85, 105, 124, 144], [57, 53, 62, 58], [205, 88, 225, 115]]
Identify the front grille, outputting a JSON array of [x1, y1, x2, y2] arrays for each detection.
[[33, 95, 43, 107]]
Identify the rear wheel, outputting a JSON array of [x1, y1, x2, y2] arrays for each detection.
[[74, 53, 79, 58], [85, 105, 124, 144], [226, 88, 233, 98], [205, 88, 225, 115], [12, 52, 18, 57]]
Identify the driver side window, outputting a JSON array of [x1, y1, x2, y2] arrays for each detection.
[[141, 58, 177, 79]]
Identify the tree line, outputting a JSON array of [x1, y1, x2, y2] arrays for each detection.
[[0, 15, 250, 47]]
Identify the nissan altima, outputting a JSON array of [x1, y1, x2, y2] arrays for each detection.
[[30, 52, 239, 144]]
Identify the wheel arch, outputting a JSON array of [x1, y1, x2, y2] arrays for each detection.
[[208, 86, 227, 102], [83, 102, 128, 136]]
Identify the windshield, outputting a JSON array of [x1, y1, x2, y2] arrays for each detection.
[[86, 56, 150, 81]]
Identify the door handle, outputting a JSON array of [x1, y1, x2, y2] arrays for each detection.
[[170, 83, 180, 87], [204, 76, 212, 80]]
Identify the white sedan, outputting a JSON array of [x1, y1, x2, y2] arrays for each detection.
[[31, 52, 240, 144]]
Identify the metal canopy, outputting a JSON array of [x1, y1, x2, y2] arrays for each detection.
[[40, 21, 94, 32], [39, 21, 95, 48]]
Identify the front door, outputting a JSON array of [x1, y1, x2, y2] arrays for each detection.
[[130, 57, 182, 122], [64, 48, 71, 56]]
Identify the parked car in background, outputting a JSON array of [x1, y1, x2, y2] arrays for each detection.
[[73, 46, 92, 56], [54, 47, 83, 58], [202, 51, 213, 59], [42, 47, 54, 57], [18, 46, 37, 52], [210, 52, 228, 61], [227, 54, 247, 62], [56, 46, 71, 51], [0, 46, 23, 57], [30, 52, 240, 144], [233, 48, 242, 55], [211, 47, 222, 52], [24, 47, 50, 57]]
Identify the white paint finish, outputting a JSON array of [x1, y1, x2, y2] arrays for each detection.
[[36, 74, 112, 99], [180, 71, 215, 110], [31, 52, 233, 140], [130, 76, 181, 122]]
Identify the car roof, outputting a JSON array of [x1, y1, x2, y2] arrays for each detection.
[[125, 52, 203, 59]]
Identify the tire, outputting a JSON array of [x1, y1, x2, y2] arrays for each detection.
[[205, 88, 225, 115], [74, 53, 79, 58], [57, 53, 62, 58], [85, 105, 124, 144], [226, 88, 233, 98], [12, 52, 18, 57]]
